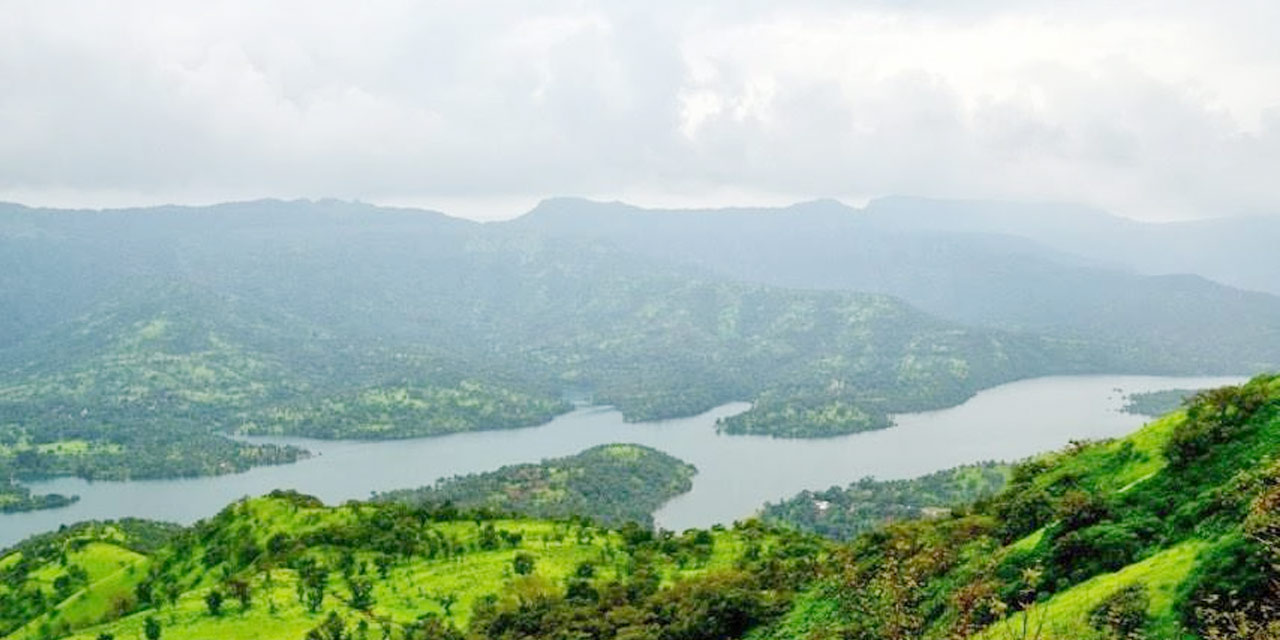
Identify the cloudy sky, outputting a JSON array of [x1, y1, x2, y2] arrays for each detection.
[[2, 1, 1279, 220]]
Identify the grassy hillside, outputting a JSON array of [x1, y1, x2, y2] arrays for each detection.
[[374, 444, 696, 527], [0, 519, 181, 637], [1, 492, 823, 640], [754, 373, 1280, 639]]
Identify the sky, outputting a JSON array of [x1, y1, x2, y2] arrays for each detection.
[[2, 1, 1279, 221]]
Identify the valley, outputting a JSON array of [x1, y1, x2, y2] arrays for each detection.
[[0, 374, 1241, 547], [1, 374, 1276, 640]]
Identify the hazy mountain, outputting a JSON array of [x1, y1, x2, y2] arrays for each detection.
[[508, 197, 1280, 372], [862, 195, 1280, 295], [3, 198, 1139, 487]]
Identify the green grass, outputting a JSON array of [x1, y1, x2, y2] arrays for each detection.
[[1028, 411, 1185, 497], [980, 540, 1207, 639], [9, 541, 150, 639], [9, 495, 775, 640]]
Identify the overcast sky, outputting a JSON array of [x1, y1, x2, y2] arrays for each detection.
[[3, 1, 1279, 220]]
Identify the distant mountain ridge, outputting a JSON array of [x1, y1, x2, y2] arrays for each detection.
[[0, 196, 1275, 495], [505, 196, 1280, 372]]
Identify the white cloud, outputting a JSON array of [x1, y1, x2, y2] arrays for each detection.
[[0, 0, 1277, 219]]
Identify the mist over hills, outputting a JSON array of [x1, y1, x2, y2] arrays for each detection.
[[0, 195, 1275, 488], [509, 196, 1280, 372]]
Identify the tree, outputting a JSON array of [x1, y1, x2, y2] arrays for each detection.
[[302, 567, 329, 613], [143, 616, 161, 640], [374, 554, 393, 579], [437, 592, 458, 616], [348, 576, 375, 611], [205, 589, 224, 616], [227, 578, 251, 611], [306, 611, 347, 640], [512, 552, 536, 576]]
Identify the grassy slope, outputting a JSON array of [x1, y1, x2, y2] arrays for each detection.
[[978, 541, 1207, 640], [983, 380, 1279, 638], [5, 495, 766, 640], [759, 374, 1280, 639]]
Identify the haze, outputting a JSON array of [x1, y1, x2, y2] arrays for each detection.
[[4, 1, 1280, 220]]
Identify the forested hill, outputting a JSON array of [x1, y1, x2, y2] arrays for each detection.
[[0, 198, 1167, 493], [509, 197, 1280, 372], [374, 444, 697, 527], [1, 375, 1277, 639], [1, 198, 1274, 499]]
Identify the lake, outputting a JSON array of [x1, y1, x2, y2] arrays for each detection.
[[0, 374, 1243, 546]]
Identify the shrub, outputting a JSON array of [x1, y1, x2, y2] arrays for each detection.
[[1089, 583, 1149, 637]]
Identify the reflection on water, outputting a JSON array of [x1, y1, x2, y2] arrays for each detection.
[[0, 375, 1244, 546]]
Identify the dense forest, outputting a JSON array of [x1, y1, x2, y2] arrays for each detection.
[[2, 375, 1276, 639], [374, 444, 696, 527], [761, 462, 1010, 539]]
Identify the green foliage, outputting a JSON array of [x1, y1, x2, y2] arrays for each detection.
[[0, 492, 823, 640], [2, 375, 1278, 640], [762, 462, 1010, 539], [511, 553, 535, 576], [0, 200, 1184, 499], [0, 480, 78, 513], [375, 444, 696, 527], [203, 589, 223, 616], [753, 374, 1280, 640], [0, 519, 180, 637], [1122, 388, 1199, 417], [1166, 382, 1275, 468], [143, 616, 160, 640]]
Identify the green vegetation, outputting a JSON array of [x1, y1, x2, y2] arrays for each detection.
[[236, 381, 568, 440], [0, 200, 1124, 497], [2, 376, 1278, 639], [0, 482, 77, 513], [5, 199, 1268, 505], [1, 491, 823, 640], [375, 444, 696, 527], [1123, 388, 1201, 417], [0, 519, 181, 637], [762, 462, 1011, 539], [0, 282, 569, 491], [747, 373, 1280, 639]]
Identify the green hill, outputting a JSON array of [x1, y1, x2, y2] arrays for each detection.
[[755, 373, 1280, 639], [1, 492, 822, 640], [374, 444, 696, 527]]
